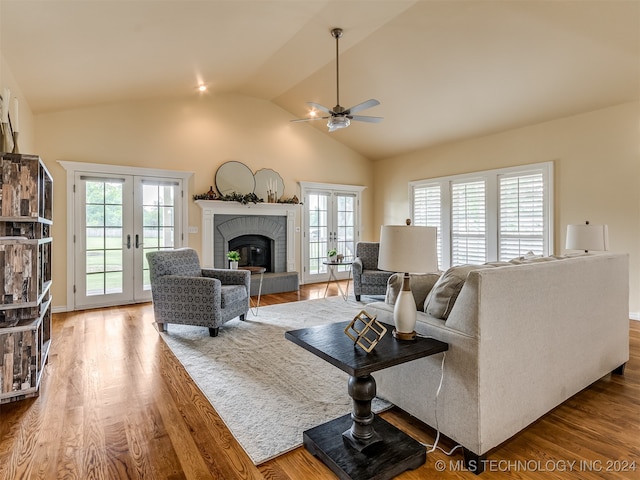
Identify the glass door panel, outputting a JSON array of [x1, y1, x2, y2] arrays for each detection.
[[335, 193, 356, 273], [307, 192, 330, 276], [136, 179, 180, 299], [75, 174, 133, 308]]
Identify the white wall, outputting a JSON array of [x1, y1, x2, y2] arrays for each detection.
[[373, 102, 640, 317], [34, 93, 374, 310]]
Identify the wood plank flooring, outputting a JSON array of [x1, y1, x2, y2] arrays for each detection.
[[1, 282, 638, 479]]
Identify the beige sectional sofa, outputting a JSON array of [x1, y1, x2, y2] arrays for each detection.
[[364, 253, 629, 473]]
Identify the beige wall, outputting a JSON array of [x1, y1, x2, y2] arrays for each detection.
[[33, 93, 374, 310], [0, 54, 36, 154], [372, 102, 640, 316]]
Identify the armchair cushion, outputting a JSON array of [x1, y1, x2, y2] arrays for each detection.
[[220, 285, 248, 308], [150, 248, 203, 278], [361, 270, 395, 285], [357, 242, 382, 270]]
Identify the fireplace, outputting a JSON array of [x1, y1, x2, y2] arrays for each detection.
[[214, 214, 287, 271], [196, 200, 300, 294], [229, 234, 272, 271]]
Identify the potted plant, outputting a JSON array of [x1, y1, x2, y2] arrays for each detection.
[[227, 250, 241, 269], [327, 248, 338, 262]]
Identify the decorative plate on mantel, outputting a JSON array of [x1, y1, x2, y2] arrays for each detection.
[[254, 168, 284, 202]]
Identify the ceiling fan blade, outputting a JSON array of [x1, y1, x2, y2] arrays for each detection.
[[345, 99, 380, 115], [306, 102, 333, 114], [290, 116, 330, 123], [350, 115, 383, 123]]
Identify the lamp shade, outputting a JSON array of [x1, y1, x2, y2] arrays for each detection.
[[566, 223, 609, 252], [378, 225, 438, 273]]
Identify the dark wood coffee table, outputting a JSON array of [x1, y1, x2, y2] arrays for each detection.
[[285, 320, 448, 480]]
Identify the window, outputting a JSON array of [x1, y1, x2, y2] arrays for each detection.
[[412, 184, 442, 265], [498, 172, 545, 261], [451, 180, 486, 265], [410, 162, 553, 269]]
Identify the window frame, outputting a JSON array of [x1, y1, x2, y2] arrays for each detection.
[[409, 161, 554, 269]]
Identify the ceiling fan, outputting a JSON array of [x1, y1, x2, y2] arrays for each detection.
[[291, 27, 382, 132]]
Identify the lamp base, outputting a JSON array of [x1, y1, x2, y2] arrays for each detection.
[[392, 329, 416, 341], [392, 276, 418, 341]]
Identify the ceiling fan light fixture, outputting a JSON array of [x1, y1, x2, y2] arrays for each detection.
[[327, 116, 350, 132]]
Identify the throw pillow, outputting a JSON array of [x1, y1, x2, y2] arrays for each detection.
[[424, 264, 496, 320], [385, 272, 441, 311]]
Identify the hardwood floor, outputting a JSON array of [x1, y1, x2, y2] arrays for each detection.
[[1, 282, 638, 479]]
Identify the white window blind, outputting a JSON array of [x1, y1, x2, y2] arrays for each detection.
[[499, 173, 545, 260], [412, 184, 442, 266], [409, 162, 553, 269], [451, 180, 486, 265]]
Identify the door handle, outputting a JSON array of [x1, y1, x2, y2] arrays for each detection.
[[135, 234, 142, 248], [126, 234, 131, 249]]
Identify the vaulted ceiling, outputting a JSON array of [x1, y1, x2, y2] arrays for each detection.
[[1, 0, 638, 160]]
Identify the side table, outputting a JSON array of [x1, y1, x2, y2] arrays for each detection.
[[285, 321, 448, 480], [322, 260, 353, 300], [239, 266, 265, 315]]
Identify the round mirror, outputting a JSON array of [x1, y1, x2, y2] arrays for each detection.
[[215, 161, 255, 196], [254, 168, 284, 202]]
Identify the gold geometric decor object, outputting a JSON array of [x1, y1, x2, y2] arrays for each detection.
[[344, 310, 388, 353]]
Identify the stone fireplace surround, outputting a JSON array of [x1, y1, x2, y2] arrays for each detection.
[[196, 200, 299, 294], [214, 214, 286, 271]]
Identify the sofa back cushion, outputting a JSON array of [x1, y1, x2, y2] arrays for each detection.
[[386, 272, 441, 311], [424, 264, 497, 319]]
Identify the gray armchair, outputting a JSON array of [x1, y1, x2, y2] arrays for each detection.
[[352, 241, 395, 301], [146, 248, 250, 337]]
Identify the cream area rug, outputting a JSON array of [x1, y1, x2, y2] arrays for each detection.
[[159, 296, 392, 465]]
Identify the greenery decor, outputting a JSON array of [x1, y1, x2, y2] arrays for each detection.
[[220, 192, 262, 204], [327, 249, 338, 258], [227, 250, 241, 262], [194, 190, 262, 205]]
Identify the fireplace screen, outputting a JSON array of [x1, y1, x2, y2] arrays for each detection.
[[229, 234, 273, 271]]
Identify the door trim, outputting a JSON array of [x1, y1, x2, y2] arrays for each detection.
[[59, 161, 193, 312]]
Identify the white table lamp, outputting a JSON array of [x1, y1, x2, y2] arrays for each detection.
[[378, 221, 438, 340], [566, 221, 609, 253]]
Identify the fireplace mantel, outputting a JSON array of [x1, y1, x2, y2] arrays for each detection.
[[195, 200, 299, 270]]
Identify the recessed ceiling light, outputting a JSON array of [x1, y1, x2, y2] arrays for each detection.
[[197, 84, 207, 93]]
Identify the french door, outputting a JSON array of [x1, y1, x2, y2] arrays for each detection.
[[301, 183, 363, 284], [73, 172, 183, 309]]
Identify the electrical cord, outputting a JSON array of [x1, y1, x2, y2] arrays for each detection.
[[412, 343, 463, 456]]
